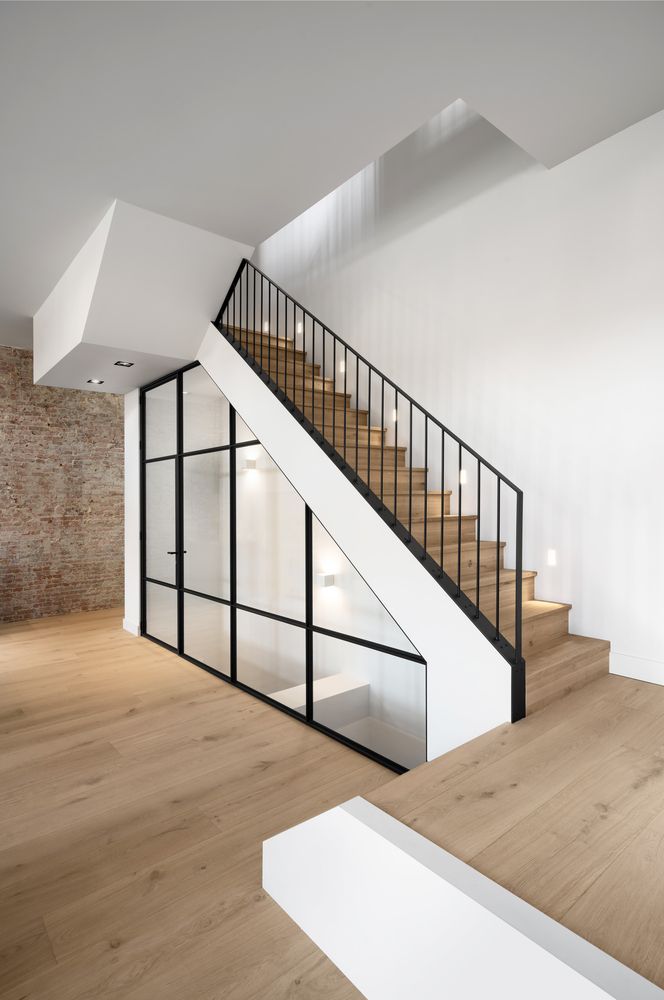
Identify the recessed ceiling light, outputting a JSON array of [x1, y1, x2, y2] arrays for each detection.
[[114, 360, 134, 368], [87, 378, 104, 385]]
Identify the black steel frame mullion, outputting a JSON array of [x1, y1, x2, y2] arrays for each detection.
[[139, 392, 147, 634], [176, 371, 184, 655], [229, 406, 237, 681]]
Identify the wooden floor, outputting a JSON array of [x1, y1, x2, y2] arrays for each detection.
[[0, 608, 392, 1000], [369, 672, 664, 989]]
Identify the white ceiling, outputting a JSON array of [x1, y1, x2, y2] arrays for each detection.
[[2, 1, 664, 349]]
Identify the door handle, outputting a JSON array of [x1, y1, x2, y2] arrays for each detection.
[[166, 551, 187, 554]]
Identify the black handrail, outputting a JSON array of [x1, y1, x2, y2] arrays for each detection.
[[215, 258, 526, 722]]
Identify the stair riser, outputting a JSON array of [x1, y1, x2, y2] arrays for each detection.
[[254, 360, 320, 378], [227, 328, 305, 353], [502, 607, 569, 655], [393, 494, 450, 519], [411, 519, 477, 546], [308, 409, 368, 429], [326, 428, 385, 449], [361, 471, 428, 493], [430, 545, 505, 574], [527, 649, 610, 714]]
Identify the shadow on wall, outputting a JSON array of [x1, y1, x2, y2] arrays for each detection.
[[296, 100, 537, 281]]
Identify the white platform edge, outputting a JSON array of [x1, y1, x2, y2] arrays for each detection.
[[263, 796, 663, 1000]]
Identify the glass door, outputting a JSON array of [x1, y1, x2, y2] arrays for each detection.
[[142, 375, 179, 649]]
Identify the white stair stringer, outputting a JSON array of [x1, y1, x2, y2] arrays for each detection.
[[198, 324, 511, 760]]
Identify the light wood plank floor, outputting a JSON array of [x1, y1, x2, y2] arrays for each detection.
[[0, 608, 392, 1000], [369, 671, 664, 989]]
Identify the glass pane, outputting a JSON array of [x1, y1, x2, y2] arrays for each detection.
[[236, 446, 305, 619], [313, 516, 418, 654], [183, 452, 230, 599], [183, 366, 230, 453], [146, 459, 176, 584], [146, 582, 178, 648], [236, 610, 305, 711], [145, 379, 177, 459], [184, 593, 230, 675], [313, 634, 426, 769]]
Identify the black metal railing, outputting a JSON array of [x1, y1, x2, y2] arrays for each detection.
[[215, 259, 525, 721]]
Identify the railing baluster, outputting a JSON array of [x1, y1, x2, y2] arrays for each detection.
[[302, 311, 306, 420], [423, 417, 428, 558], [284, 291, 288, 402], [457, 442, 462, 596], [408, 401, 413, 539], [393, 388, 398, 525], [245, 264, 249, 355], [267, 283, 271, 379], [293, 300, 297, 404], [322, 328, 326, 441], [439, 429, 445, 575], [277, 290, 281, 393], [312, 320, 316, 425], [367, 367, 372, 491], [343, 346, 348, 463], [515, 490, 523, 663], [475, 457, 481, 617], [495, 478, 501, 639], [380, 379, 385, 507], [252, 266, 256, 362], [332, 337, 337, 451], [239, 269, 242, 350], [259, 274, 263, 365], [355, 356, 359, 479]]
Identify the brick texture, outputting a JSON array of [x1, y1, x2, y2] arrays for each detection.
[[0, 347, 124, 623]]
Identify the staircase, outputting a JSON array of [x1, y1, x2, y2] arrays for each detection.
[[216, 260, 609, 718]]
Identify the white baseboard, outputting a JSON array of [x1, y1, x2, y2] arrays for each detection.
[[610, 651, 664, 686], [122, 618, 140, 636], [264, 797, 662, 1000]]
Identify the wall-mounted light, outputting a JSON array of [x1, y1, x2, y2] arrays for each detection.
[[339, 360, 345, 374], [459, 469, 468, 485], [242, 457, 258, 472], [297, 321, 303, 334], [87, 378, 104, 385], [317, 573, 336, 588], [391, 408, 398, 422], [113, 360, 134, 368], [263, 321, 269, 333], [547, 548, 557, 567]]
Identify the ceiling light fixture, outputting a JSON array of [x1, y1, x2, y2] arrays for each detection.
[[114, 360, 134, 367], [87, 378, 104, 385]]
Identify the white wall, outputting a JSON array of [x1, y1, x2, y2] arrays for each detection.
[[123, 389, 140, 635], [253, 102, 664, 685]]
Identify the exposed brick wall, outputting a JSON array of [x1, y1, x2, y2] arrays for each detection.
[[0, 347, 124, 622]]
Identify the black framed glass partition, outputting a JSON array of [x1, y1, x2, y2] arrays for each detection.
[[140, 361, 427, 771]]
